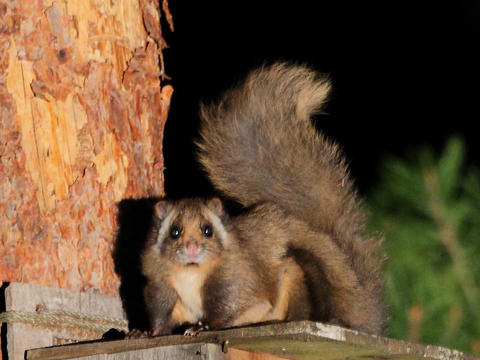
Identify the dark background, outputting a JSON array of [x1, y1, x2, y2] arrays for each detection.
[[161, 0, 480, 198]]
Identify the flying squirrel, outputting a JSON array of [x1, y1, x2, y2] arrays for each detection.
[[128, 63, 385, 338]]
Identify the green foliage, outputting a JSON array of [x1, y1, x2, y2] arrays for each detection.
[[366, 137, 480, 355]]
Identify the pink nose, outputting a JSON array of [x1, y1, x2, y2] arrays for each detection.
[[185, 239, 200, 262]]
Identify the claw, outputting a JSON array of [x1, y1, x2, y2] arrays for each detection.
[[184, 321, 209, 337]]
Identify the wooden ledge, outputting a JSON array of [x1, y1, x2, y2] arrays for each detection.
[[26, 321, 479, 360]]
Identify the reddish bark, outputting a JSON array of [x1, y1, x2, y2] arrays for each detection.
[[0, 0, 173, 296]]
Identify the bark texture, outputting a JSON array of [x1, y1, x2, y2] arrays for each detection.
[[0, 0, 173, 295]]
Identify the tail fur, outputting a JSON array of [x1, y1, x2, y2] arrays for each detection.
[[197, 63, 384, 331]]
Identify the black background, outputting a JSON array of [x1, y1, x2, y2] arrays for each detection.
[[161, 0, 480, 198]]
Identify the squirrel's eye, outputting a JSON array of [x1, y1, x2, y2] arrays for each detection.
[[202, 224, 213, 238], [170, 226, 181, 239]]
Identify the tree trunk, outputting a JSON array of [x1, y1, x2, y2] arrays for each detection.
[[0, 0, 173, 295]]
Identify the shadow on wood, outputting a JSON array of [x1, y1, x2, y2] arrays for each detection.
[[113, 198, 161, 334], [1, 282, 8, 360]]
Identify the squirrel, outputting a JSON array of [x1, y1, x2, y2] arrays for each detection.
[[131, 63, 385, 338]]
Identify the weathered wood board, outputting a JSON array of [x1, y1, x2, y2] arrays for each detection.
[[1, 283, 125, 360], [26, 321, 479, 360]]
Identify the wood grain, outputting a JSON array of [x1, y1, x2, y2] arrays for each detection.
[[26, 321, 479, 360], [3, 283, 125, 360]]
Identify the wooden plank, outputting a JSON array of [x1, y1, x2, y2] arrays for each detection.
[[224, 348, 285, 360], [29, 343, 284, 360], [26, 335, 216, 360], [26, 321, 480, 360], [70, 344, 284, 360], [7, 324, 54, 360], [5, 283, 124, 318], [2, 283, 126, 360], [79, 344, 213, 360]]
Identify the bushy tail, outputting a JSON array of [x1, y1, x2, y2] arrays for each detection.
[[197, 63, 383, 316], [199, 64, 353, 237]]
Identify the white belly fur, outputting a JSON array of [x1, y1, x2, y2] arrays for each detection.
[[170, 267, 207, 323]]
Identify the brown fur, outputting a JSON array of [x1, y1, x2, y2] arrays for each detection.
[[139, 63, 384, 337], [141, 199, 309, 335], [198, 63, 384, 333]]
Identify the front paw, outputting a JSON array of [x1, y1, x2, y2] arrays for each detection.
[[149, 325, 173, 337], [184, 321, 209, 337], [125, 329, 149, 339]]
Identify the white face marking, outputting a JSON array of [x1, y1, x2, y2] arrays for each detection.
[[204, 208, 231, 247], [171, 268, 207, 322], [156, 209, 176, 250]]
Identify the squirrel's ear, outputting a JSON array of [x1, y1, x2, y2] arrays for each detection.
[[155, 200, 173, 220], [207, 198, 224, 217]]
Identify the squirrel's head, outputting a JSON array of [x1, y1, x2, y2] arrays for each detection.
[[149, 198, 230, 268]]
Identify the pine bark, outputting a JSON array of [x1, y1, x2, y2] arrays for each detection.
[[0, 0, 173, 295]]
